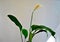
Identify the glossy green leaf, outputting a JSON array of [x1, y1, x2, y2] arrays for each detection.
[[31, 25, 55, 37], [8, 15, 22, 30], [22, 29, 28, 38]]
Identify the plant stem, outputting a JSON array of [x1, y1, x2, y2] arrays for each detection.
[[30, 10, 34, 31], [29, 32, 33, 42], [29, 10, 35, 42], [29, 10, 34, 34], [20, 31, 23, 42]]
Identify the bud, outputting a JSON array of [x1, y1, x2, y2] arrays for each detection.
[[34, 4, 42, 11]]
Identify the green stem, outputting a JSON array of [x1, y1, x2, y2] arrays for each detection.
[[29, 10, 35, 42], [29, 32, 33, 42], [30, 10, 34, 31], [20, 31, 23, 42]]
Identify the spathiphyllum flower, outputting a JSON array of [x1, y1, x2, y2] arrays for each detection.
[[30, 4, 42, 31], [34, 4, 42, 11]]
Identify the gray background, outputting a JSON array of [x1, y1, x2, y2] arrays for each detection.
[[0, 0, 60, 42]]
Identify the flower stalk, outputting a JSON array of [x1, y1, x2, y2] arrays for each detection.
[[29, 4, 40, 42]]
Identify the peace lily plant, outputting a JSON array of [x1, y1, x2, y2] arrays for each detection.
[[7, 4, 55, 42]]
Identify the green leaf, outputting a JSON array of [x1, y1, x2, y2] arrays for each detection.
[[31, 25, 55, 37], [22, 29, 28, 38], [8, 15, 22, 31], [34, 30, 48, 37]]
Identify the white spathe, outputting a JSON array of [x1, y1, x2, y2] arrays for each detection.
[[47, 36, 55, 42]]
